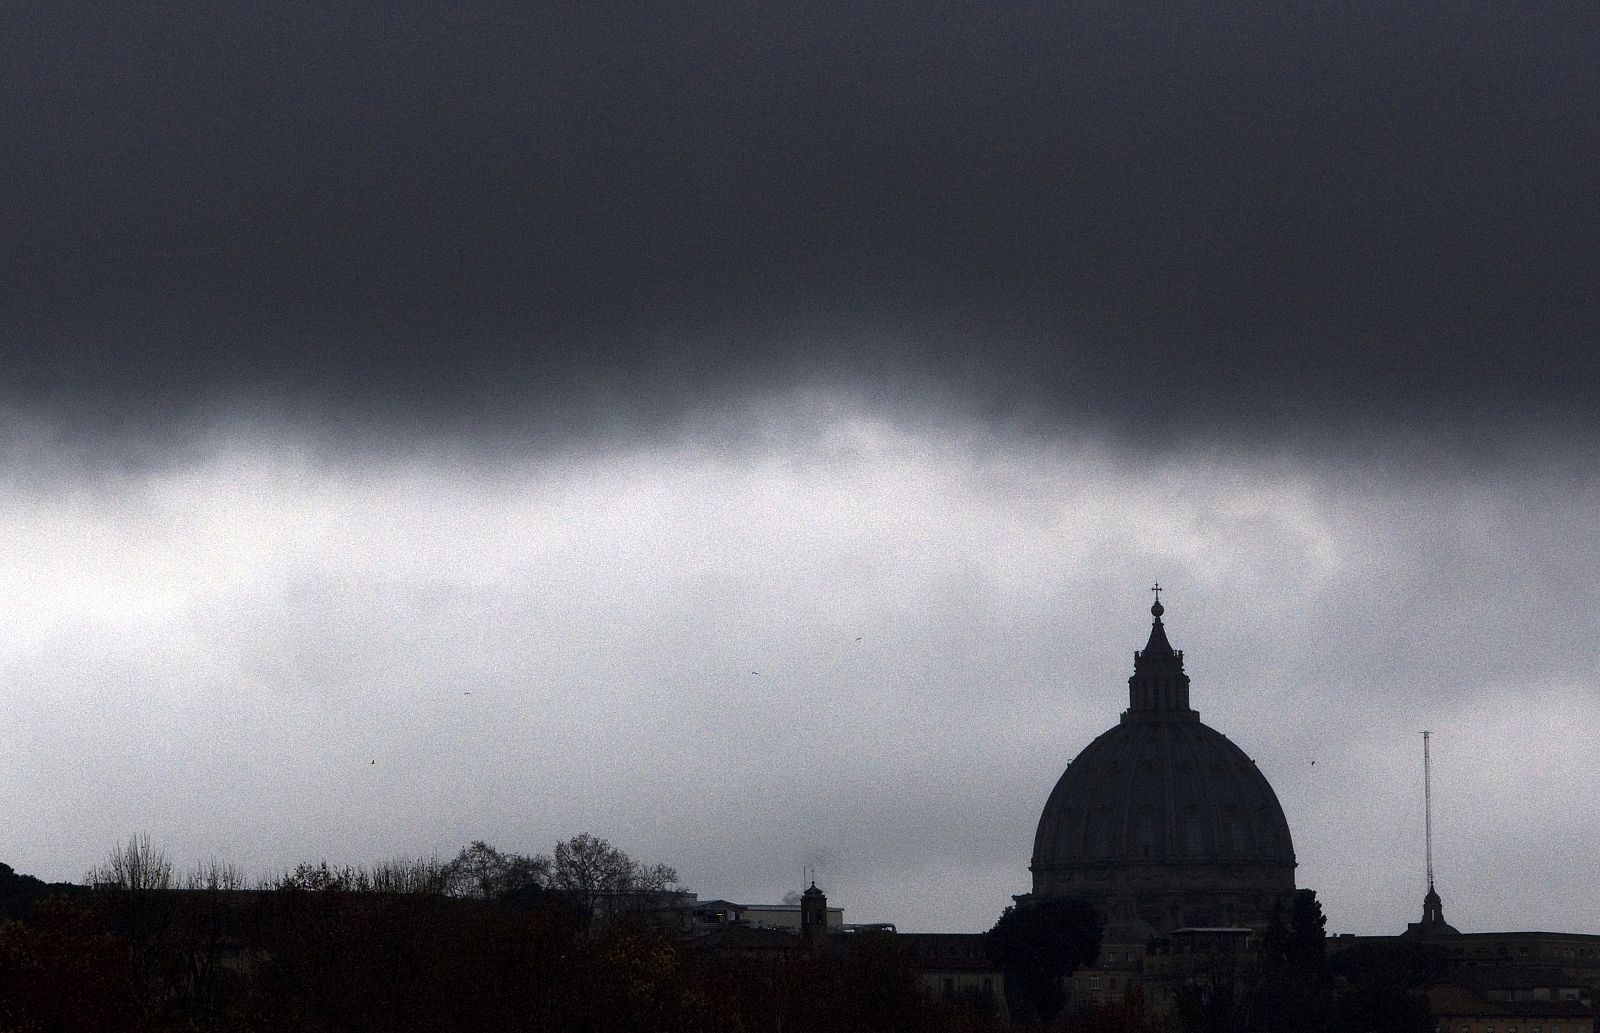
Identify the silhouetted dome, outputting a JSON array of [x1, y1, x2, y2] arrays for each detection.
[[1030, 598, 1296, 938], [1033, 715, 1295, 869]]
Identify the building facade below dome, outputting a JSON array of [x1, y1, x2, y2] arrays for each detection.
[[1030, 596, 1296, 941]]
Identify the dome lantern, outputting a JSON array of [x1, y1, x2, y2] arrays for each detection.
[[1126, 588, 1196, 720]]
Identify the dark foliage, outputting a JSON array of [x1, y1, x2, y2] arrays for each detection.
[[0, 848, 1006, 1033], [1059, 993, 1173, 1032], [1251, 889, 1334, 1033], [1173, 979, 1240, 1033], [0, 900, 140, 1033], [0, 860, 87, 922], [1328, 939, 1447, 1033], [984, 897, 1104, 1026]]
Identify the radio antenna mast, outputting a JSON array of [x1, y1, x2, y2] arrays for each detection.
[[1411, 730, 1456, 933], [1422, 730, 1434, 892]]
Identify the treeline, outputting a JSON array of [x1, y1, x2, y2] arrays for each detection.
[[0, 860, 83, 921], [0, 834, 1005, 1033], [82, 833, 673, 905], [0, 841, 1440, 1033]]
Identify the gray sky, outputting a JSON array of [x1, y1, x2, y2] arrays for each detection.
[[3, 2, 1598, 934]]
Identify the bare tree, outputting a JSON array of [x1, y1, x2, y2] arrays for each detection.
[[265, 861, 361, 893], [535, 833, 679, 934], [539, 832, 630, 918], [500, 852, 546, 901], [182, 858, 250, 1032], [87, 834, 179, 1018], [87, 833, 174, 891], [185, 858, 248, 893], [632, 861, 679, 894], [263, 857, 449, 894], [445, 840, 515, 900], [365, 856, 450, 895]]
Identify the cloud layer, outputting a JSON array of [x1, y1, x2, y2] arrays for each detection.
[[3, 3, 1597, 936], [4, 3, 1599, 453], [4, 406, 1597, 933]]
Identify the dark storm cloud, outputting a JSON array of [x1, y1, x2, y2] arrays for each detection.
[[5, 2, 1598, 448]]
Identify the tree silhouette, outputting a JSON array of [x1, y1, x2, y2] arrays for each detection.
[[444, 840, 546, 903], [85, 834, 177, 1023], [536, 832, 678, 935], [445, 841, 516, 900], [86, 834, 173, 894], [984, 897, 1103, 1026], [1250, 889, 1333, 1033], [1328, 938, 1445, 1033]]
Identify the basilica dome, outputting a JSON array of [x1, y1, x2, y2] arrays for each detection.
[[1030, 598, 1296, 938]]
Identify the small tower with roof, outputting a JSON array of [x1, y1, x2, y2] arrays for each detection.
[[800, 882, 829, 948]]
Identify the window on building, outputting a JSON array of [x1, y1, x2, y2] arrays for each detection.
[[981, 977, 993, 994], [1089, 975, 1103, 991], [942, 978, 954, 997]]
